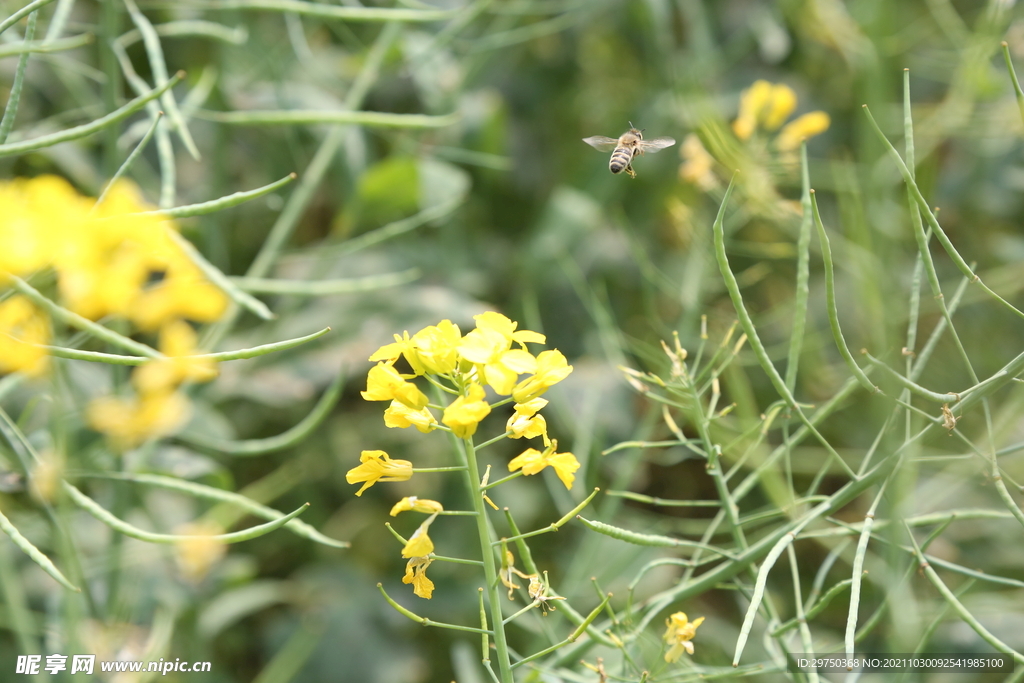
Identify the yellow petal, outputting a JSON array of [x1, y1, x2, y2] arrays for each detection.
[[776, 111, 830, 151]]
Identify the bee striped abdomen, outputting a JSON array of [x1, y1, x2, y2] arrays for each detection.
[[609, 146, 634, 174]]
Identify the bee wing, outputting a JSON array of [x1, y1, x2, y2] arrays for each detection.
[[582, 136, 620, 152], [637, 137, 676, 153]]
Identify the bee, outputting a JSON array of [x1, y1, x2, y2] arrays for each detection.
[[582, 123, 676, 178]]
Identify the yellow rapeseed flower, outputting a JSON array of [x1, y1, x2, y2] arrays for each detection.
[[0, 295, 50, 376], [679, 134, 720, 191], [128, 264, 229, 330], [732, 80, 830, 150], [457, 312, 545, 395], [732, 80, 774, 140], [390, 496, 444, 516], [174, 522, 227, 583], [0, 175, 229, 330], [361, 362, 429, 409], [776, 111, 832, 151], [383, 400, 438, 433], [133, 319, 218, 395], [87, 390, 191, 449], [508, 440, 580, 489], [370, 319, 463, 376], [663, 611, 705, 662], [402, 555, 435, 599], [346, 450, 413, 496], [0, 176, 75, 276], [512, 349, 572, 403], [506, 398, 548, 439], [442, 382, 491, 438], [762, 83, 797, 131], [401, 519, 435, 558]]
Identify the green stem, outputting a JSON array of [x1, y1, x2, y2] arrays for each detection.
[[461, 436, 513, 682], [0, 9, 38, 144]]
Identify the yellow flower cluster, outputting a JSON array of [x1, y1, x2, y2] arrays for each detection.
[[732, 80, 830, 151], [361, 313, 575, 442], [0, 176, 227, 328], [349, 312, 580, 599], [0, 175, 229, 446]]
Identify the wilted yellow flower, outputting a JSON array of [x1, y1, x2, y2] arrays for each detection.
[[442, 382, 492, 438], [0, 295, 50, 376], [361, 362, 429, 409], [508, 440, 580, 489], [507, 398, 548, 439], [402, 519, 435, 558], [383, 401, 438, 433], [133, 319, 218, 394], [512, 349, 572, 403], [775, 111, 831, 151], [664, 611, 705, 662], [346, 450, 413, 496], [390, 496, 444, 516], [402, 555, 435, 599], [87, 390, 191, 449], [174, 522, 227, 583]]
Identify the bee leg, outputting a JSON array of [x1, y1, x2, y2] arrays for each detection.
[[624, 164, 637, 179]]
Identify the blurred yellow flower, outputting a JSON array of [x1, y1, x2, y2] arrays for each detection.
[[0, 295, 50, 376], [442, 382, 491, 438], [133, 319, 218, 395], [512, 349, 572, 403], [361, 362, 429, 409], [87, 390, 191, 449], [776, 111, 832, 151], [762, 84, 797, 130], [663, 611, 705, 662], [29, 451, 62, 503], [732, 80, 829, 149], [401, 519, 435, 558], [732, 80, 774, 140], [508, 440, 580, 489], [383, 400, 438, 433], [390, 496, 444, 516], [506, 398, 548, 439], [0, 175, 229, 331], [0, 175, 82, 277], [174, 522, 227, 583], [128, 264, 228, 330], [346, 450, 413, 496], [679, 134, 720, 191], [402, 555, 435, 599]]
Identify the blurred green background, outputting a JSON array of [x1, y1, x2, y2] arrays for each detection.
[[3, 0, 1024, 681]]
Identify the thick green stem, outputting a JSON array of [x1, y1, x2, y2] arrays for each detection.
[[461, 437, 513, 681]]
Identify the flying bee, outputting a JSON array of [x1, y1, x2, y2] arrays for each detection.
[[582, 123, 676, 178]]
